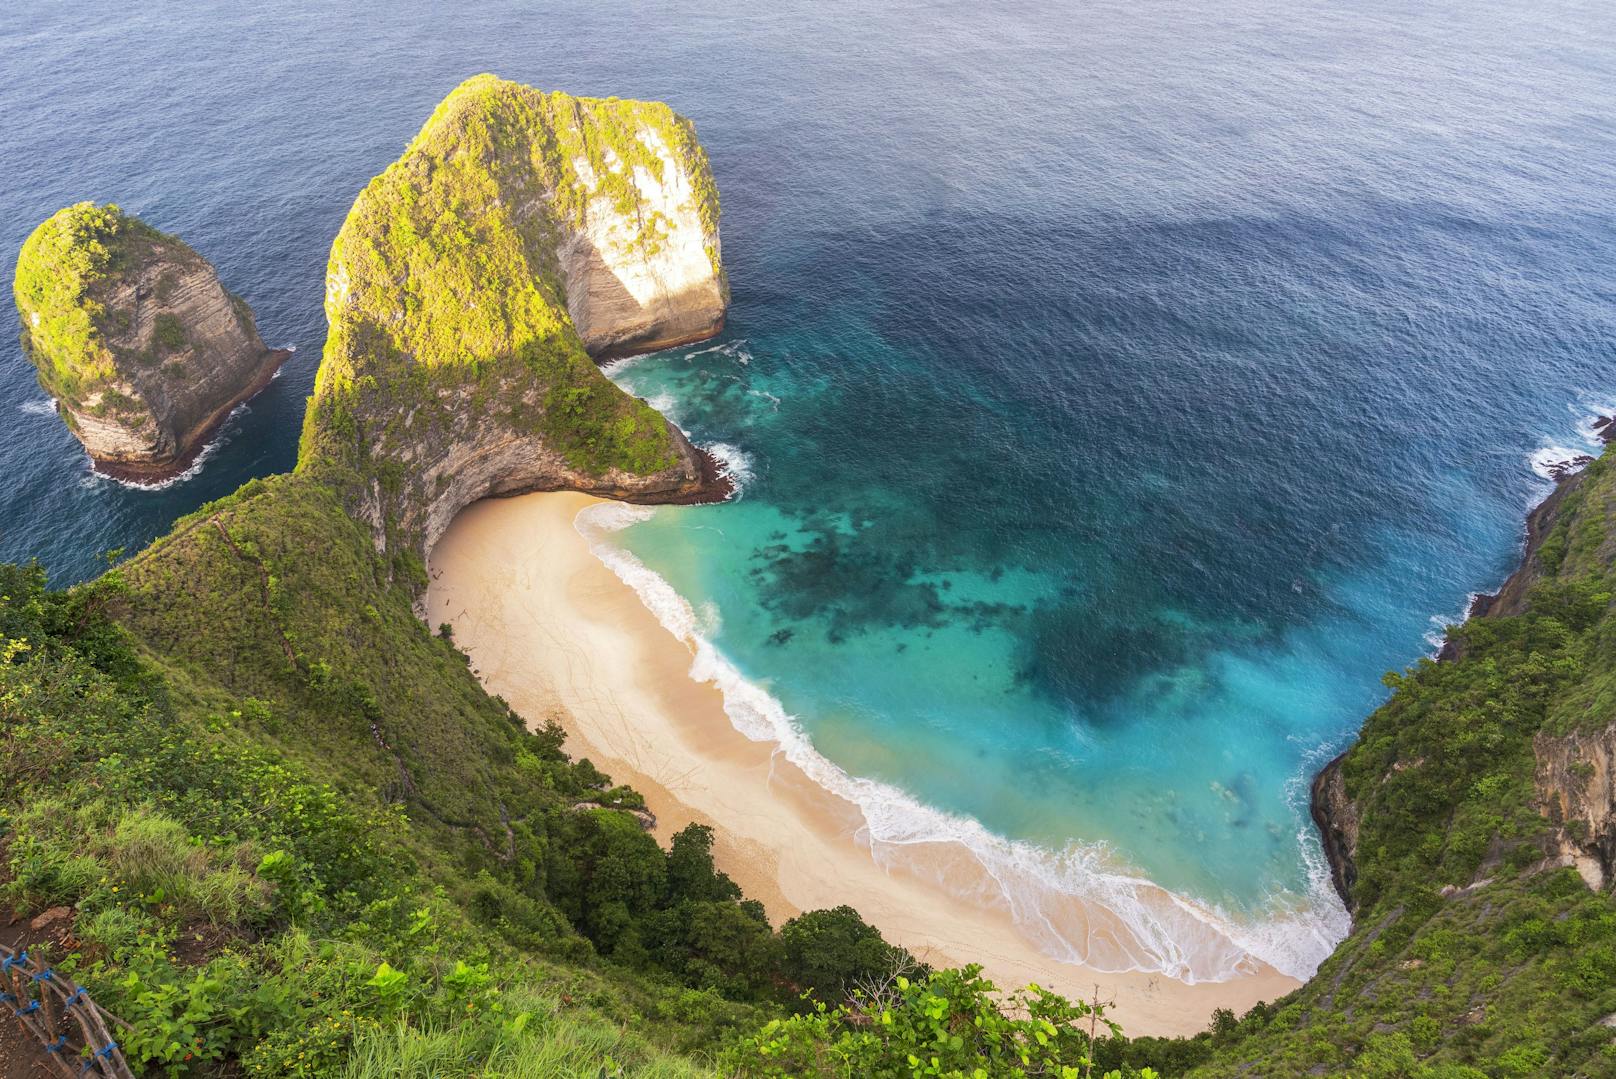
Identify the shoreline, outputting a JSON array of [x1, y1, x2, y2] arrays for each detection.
[[426, 491, 1301, 1037]]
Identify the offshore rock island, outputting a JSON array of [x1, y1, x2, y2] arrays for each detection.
[[13, 203, 287, 480]]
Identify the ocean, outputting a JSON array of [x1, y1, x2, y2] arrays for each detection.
[[3, 0, 1613, 982]]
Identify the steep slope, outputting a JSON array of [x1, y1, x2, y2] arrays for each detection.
[[13, 203, 286, 480], [297, 75, 730, 579]]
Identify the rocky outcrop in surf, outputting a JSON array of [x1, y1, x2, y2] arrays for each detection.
[[298, 75, 730, 578], [13, 203, 287, 481], [1310, 754, 1359, 909]]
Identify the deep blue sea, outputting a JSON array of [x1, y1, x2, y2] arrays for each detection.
[[3, 1, 1614, 982]]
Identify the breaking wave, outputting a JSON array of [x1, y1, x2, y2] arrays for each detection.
[[85, 402, 249, 491], [573, 500, 1349, 984]]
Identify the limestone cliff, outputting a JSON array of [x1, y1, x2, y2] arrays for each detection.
[[13, 203, 286, 480], [1535, 720, 1616, 891], [298, 75, 730, 576]]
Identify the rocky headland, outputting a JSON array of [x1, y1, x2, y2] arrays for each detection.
[[13, 202, 287, 481], [298, 74, 731, 583]]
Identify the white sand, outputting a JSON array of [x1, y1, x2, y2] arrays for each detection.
[[426, 492, 1300, 1037]]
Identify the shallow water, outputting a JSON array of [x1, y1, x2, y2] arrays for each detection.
[[3, 0, 1614, 981]]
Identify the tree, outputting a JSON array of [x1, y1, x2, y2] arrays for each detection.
[[779, 905, 913, 1000]]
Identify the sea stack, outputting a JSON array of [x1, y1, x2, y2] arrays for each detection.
[[13, 202, 287, 481], [299, 74, 731, 578]]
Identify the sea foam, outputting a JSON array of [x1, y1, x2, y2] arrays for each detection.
[[1424, 591, 1484, 655], [85, 402, 249, 491], [1527, 392, 1614, 485], [706, 442, 756, 490], [1529, 444, 1591, 482], [574, 500, 1350, 984]]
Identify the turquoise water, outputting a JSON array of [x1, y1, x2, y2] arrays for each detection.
[[589, 210, 1616, 978], [3, 1, 1615, 982]]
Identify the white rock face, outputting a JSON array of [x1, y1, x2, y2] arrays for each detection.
[[558, 127, 727, 358], [1536, 720, 1616, 892]]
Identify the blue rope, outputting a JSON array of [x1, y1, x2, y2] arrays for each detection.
[[14, 1000, 39, 1016], [64, 987, 86, 1008], [32, 968, 54, 983], [46, 1034, 68, 1054], [78, 1044, 116, 1075], [0, 950, 25, 973], [0, 991, 14, 1004]]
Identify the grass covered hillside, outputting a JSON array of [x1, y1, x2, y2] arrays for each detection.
[[0, 474, 1154, 1077], [0, 473, 865, 1076]]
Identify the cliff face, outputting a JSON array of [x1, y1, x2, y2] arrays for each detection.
[[1313, 465, 1598, 907], [1535, 721, 1616, 892], [298, 75, 729, 575], [559, 124, 728, 357], [1309, 753, 1359, 908], [13, 203, 285, 480]]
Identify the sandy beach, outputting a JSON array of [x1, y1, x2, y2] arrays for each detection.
[[425, 492, 1300, 1037]]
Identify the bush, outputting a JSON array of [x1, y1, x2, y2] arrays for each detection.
[[778, 905, 915, 1000], [154, 313, 187, 351], [724, 965, 1145, 1078]]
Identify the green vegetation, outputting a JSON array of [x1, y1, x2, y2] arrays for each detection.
[[725, 966, 1151, 1079], [155, 313, 188, 351], [12, 202, 172, 408], [16, 70, 1614, 1078]]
